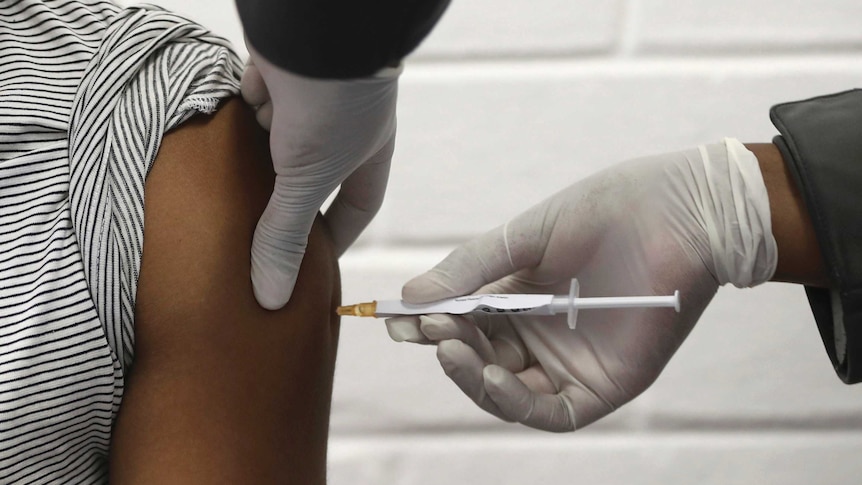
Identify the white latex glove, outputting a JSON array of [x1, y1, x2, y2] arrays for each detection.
[[242, 41, 400, 309], [386, 139, 777, 432]]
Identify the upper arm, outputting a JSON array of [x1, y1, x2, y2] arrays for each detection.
[[109, 98, 340, 484]]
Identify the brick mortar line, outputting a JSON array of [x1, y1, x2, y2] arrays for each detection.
[[401, 55, 862, 79]]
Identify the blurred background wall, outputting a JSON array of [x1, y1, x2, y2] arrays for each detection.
[[126, 1, 862, 482]]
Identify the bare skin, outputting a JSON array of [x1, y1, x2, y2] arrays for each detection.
[[109, 98, 340, 484], [747, 143, 828, 288]]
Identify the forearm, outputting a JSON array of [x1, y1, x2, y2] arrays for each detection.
[[746, 143, 828, 288]]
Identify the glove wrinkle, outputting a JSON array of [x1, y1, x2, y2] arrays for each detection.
[[502, 221, 516, 271], [693, 139, 777, 288], [565, 335, 621, 413], [583, 337, 634, 404], [556, 394, 577, 431]]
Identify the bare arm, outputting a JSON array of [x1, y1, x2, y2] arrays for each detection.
[[109, 98, 340, 484], [747, 143, 828, 288]]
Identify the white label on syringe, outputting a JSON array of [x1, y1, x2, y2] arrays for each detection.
[[375, 294, 555, 317]]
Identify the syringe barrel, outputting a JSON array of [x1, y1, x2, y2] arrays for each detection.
[[549, 293, 680, 313]]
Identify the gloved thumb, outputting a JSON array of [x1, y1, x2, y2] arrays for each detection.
[[402, 224, 518, 304], [251, 175, 323, 310], [402, 198, 555, 304]]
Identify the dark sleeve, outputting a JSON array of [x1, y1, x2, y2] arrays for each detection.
[[770, 89, 862, 383], [235, 0, 450, 79]]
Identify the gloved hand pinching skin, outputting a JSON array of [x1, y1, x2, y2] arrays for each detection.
[[242, 40, 400, 310], [386, 139, 777, 432]]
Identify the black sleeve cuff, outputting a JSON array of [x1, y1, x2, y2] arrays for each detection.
[[770, 89, 862, 383], [236, 0, 450, 79]]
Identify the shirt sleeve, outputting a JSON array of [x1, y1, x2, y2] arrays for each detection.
[[770, 89, 862, 384], [235, 0, 450, 79]]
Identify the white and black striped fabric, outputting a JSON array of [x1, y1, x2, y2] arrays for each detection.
[[0, 1, 242, 482]]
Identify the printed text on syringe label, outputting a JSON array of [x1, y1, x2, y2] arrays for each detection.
[[476, 305, 545, 314], [378, 294, 556, 316]]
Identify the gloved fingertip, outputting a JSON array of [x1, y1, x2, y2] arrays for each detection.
[[250, 263, 296, 311], [482, 364, 530, 414], [252, 284, 290, 311], [418, 314, 457, 340], [483, 367, 575, 432], [482, 365, 531, 424], [436, 339, 471, 373], [240, 63, 269, 106], [255, 102, 273, 131], [482, 365, 509, 388], [385, 317, 424, 343]]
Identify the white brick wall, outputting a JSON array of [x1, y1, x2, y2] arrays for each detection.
[[413, 0, 622, 58], [129, 1, 862, 483], [638, 0, 862, 53]]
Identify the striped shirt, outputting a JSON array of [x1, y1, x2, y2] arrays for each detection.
[[0, 1, 242, 482]]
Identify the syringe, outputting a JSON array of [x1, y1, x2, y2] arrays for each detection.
[[337, 279, 680, 329]]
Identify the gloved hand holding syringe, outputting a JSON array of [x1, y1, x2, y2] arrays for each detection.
[[365, 139, 776, 433], [338, 279, 680, 330]]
